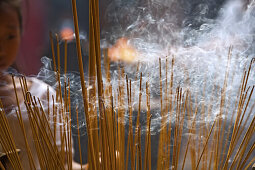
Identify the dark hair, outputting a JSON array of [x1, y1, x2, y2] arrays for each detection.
[[0, 0, 22, 31]]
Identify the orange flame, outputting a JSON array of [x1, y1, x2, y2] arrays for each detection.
[[108, 38, 138, 63]]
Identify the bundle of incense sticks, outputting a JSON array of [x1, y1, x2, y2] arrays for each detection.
[[70, 0, 255, 169], [0, 75, 73, 169], [0, 0, 255, 170]]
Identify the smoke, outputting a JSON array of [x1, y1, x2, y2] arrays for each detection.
[[94, 2, 255, 151], [33, 1, 255, 167], [36, 0, 255, 132], [102, 0, 255, 57]]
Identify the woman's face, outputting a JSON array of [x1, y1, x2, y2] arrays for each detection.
[[0, 3, 21, 71]]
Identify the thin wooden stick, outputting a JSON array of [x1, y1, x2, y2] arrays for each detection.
[[176, 90, 188, 169], [161, 58, 168, 169], [172, 87, 182, 170], [238, 141, 255, 169], [214, 47, 232, 170], [144, 81, 151, 170], [68, 79, 73, 170], [133, 73, 143, 170], [157, 58, 164, 170], [29, 93, 64, 168], [64, 39, 68, 75], [71, 0, 97, 169], [11, 75, 36, 169], [244, 156, 255, 170], [166, 57, 174, 170], [196, 118, 216, 170], [29, 98, 64, 167], [0, 112, 20, 169], [230, 114, 255, 169], [63, 80, 70, 169], [76, 106, 83, 170], [0, 160, 5, 170], [222, 82, 252, 169], [25, 101, 47, 168], [231, 86, 254, 150], [129, 80, 135, 170], [49, 31, 57, 73], [225, 113, 255, 170], [181, 94, 195, 170], [0, 101, 23, 169], [125, 76, 131, 170], [55, 34, 61, 74]]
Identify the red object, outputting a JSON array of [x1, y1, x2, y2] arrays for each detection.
[[16, 0, 47, 75]]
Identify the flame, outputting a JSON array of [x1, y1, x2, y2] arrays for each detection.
[[108, 38, 138, 63]]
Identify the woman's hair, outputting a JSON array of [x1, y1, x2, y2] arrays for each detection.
[[0, 0, 22, 31]]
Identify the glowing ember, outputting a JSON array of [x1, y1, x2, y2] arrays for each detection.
[[108, 37, 138, 63], [60, 27, 74, 41]]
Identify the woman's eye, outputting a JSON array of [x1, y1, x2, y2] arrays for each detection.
[[7, 35, 16, 40]]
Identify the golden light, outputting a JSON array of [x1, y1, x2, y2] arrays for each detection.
[[108, 37, 138, 63]]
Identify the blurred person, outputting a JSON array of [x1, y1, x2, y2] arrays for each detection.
[[0, 0, 87, 169]]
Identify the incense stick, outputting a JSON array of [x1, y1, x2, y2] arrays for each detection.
[[11, 76, 36, 169], [49, 31, 57, 73], [71, 0, 98, 169], [2, 1, 254, 169], [196, 118, 216, 170], [76, 106, 83, 170]]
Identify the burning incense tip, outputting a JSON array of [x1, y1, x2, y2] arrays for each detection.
[[108, 37, 138, 63], [60, 27, 74, 41]]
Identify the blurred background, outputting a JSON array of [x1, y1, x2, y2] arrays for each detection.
[[18, 0, 245, 74], [17, 0, 89, 75], [17, 0, 91, 164]]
